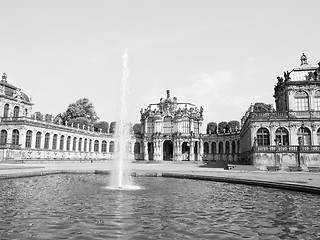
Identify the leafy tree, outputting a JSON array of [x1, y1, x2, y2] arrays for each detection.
[[109, 121, 116, 134], [253, 102, 273, 113], [218, 121, 228, 133], [133, 123, 142, 135], [44, 114, 54, 122], [93, 121, 109, 133], [64, 98, 99, 123], [226, 120, 240, 132], [206, 122, 217, 134], [32, 111, 43, 121], [53, 113, 64, 124]]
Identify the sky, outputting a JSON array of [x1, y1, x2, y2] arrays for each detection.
[[0, 0, 320, 128]]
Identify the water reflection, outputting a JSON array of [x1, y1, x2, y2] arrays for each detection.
[[0, 175, 320, 239]]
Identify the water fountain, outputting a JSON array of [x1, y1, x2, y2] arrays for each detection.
[[108, 49, 139, 190]]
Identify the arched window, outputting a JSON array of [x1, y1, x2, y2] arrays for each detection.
[[204, 142, 209, 154], [181, 117, 190, 133], [314, 91, 320, 111], [12, 129, 19, 145], [0, 130, 7, 145], [295, 91, 309, 111], [194, 121, 199, 134], [134, 142, 140, 154], [211, 142, 216, 154], [257, 128, 270, 146], [25, 130, 32, 148], [275, 127, 289, 145], [66, 136, 71, 151], [163, 116, 172, 134], [109, 141, 115, 153], [147, 118, 154, 134], [78, 138, 82, 151], [218, 141, 223, 154], [232, 141, 236, 154], [237, 140, 240, 153], [89, 139, 92, 152], [226, 141, 230, 154], [101, 140, 107, 152], [13, 106, 19, 118], [59, 135, 65, 150], [84, 138, 87, 152], [35, 132, 42, 149], [52, 134, 57, 150], [3, 104, 9, 118], [298, 127, 311, 145], [44, 133, 50, 149], [317, 128, 320, 145], [94, 140, 99, 152], [73, 137, 77, 151]]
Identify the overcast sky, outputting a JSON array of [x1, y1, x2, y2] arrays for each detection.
[[0, 0, 319, 127]]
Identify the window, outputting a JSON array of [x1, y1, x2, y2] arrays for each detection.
[[3, 104, 9, 118], [94, 140, 99, 152], [295, 91, 309, 111], [0, 130, 7, 145], [275, 127, 289, 145], [232, 141, 236, 154], [25, 130, 32, 148], [84, 138, 87, 152], [73, 137, 77, 151], [317, 128, 320, 145], [163, 116, 172, 134], [194, 121, 199, 134], [101, 140, 107, 152], [59, 135, 64, 150], [257, 128, 270, 146], [181, 117, 190, 133], [314, 91, 320, 111], [66, 136, 71, 151], [78, 138, 82, 151], [44, 133, 50, 149], [298, 127, 311, 145], [52, 134, 57, 150], [89, 139, 92, 152], [109, 141, 115, 153], [147, 118, 154, 134], [13, 106, 19, 118], [211, 142, 216, 154], [134, 142, 140, 154], [226, 141, 230, 154], [218, 141, 223, 154], [35, 132, 41, 148], [204, 142, 209, 154], [12, 129, 19, 145]]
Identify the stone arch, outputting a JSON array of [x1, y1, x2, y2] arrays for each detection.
[[204, 142, 209, 154], [275, 127, 289, 145], [44, 133, 50, 149], [35, 131, 42, 149], [52, 134, 58, 150], [13, 106, 19, 118], [109, 141, 115, 153], [94, 140, 99, 152], [218, 141, 223, 154], [297, 126, 311, 145], [163, 140, 173, 160], [211, 142, 216, 154], [101, 140, 107, 152]]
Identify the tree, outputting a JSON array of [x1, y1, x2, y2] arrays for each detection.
[[206, 122, 217, 134], [109, 121, 116, 134], [133, 123, 142, 135], [63, 98, 99, 124], [253, 102, 273, 113], [32, 111, 43, 121], [218, 121, 228, 133], [93, 121, 109, 133], [226, 120, 240, 132], [44, 114, 54, 122]]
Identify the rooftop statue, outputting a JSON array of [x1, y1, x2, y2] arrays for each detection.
[[300, 53, 308, 66]]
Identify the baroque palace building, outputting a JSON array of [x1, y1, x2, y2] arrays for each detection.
[[1, 53, 320, 170]]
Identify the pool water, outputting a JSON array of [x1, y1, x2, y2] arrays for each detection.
[[0, 174, 320, 239]]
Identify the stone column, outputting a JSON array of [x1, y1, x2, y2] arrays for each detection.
[[143, 141, 148, 160], [20, 128, 26, 149], [199, 138, 203, 161], [189, 140, 194, 161]]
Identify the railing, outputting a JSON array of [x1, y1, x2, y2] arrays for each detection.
[[253, 145, 320, 153]]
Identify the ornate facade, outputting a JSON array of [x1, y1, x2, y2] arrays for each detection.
[[139, 90, 204, 161], [240, 54, 320, 170]]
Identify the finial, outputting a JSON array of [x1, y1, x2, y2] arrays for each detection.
[[1, 73, 7, 82], [300, 53, 308, 66]]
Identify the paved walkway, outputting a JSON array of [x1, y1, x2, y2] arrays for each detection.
[[1, 162, 320, 194]]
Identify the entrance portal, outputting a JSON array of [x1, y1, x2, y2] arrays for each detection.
[[148, 142, 154, 160], [163, 140, 173, 161]]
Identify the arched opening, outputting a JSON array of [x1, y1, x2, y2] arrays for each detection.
[[101, 140, 107, 152], [298, 127, 311, 145], [163, 140, 173, 160], [73, 137, 77, 151], [0, 130, 7, 145], [25, 130, 32, 148], [60, 135, 65, 150], [147, 117, 154, 134], [204, 142, 209, 154], [3, 104, 9, 118], [257, 128, 270, 146], [109, 141, 115, 153], [35, 132, 42, 149], [84, 138, 87, 152], [94, 140, 99, 152], [148, 142, 154, 160], [232, 141, 236, 154], [44, 133, 50, 149], [12, 129, 19, 146], [134, 142, 140, 154], [52, 134, 57, 150], [295, 91, 309, 111], [218, 141, 223, 154], [78, 138, 82, 151], [66, 136, 71, 151], [13, 106, 19, 118], [211, 142, 216, 154], [182, 142, 190, 161], [275, 127, 289, 145]]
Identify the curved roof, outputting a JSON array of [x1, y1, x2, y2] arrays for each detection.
[[0, 73, 31, 103]]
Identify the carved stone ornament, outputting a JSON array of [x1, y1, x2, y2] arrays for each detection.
[[0, 85, 5, 95], [13, 88, 23, 101]]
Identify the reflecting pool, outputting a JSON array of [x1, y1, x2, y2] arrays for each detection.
[[0, 174, 320, 239]]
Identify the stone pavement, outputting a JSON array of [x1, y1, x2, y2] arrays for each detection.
[[1, 162, 320, 194]]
